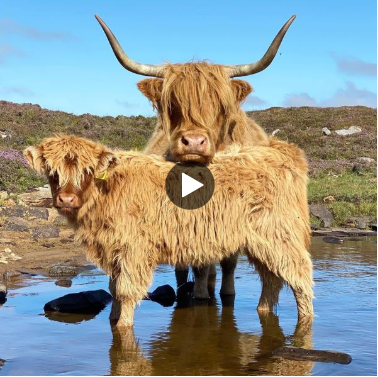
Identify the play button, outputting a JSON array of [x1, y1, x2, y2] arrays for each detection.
[[165, 162, 215, 210], [182, 173, 203, 197]]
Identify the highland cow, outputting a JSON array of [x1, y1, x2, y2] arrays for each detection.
[[24, 135, 314, 328], [95, 14, 297, 298]]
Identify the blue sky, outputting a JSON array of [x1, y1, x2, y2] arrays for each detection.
[[0, 0, 376, 116]]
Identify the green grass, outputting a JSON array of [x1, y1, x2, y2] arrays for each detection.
[[308, 171, 377, 226]]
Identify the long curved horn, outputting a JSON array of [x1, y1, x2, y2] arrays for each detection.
[[225, 15, 296, 78], [95, 15, 165, 78]]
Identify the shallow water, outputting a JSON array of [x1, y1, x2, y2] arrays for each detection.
[[0, 237, 376, 376]]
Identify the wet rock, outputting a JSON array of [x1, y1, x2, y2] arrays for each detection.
[[3, 270, 21, 280], [55, 279, 72, 288], [49, 264, 78, 277], [0, 358, 5, 370], [3, 217, 30, 232], [272, 346, 352, 364], [0, 283, 7, 304], [335, 126, 362, 136], [322, 127, 331, 135], [31, 225, 60, 239], [369, 223, 377, 231], [44, 289, 112, 314], [322, 236, 343, 244], [312, 228, 376, 237], [147, 284, 176, 307], [176, 281, 194, 306], [310, 205, 333, 228]]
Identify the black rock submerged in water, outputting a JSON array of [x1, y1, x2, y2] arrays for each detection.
[[44, 289, 112, 314]]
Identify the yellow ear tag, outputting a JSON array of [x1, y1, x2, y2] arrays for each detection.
[[95, 170, 108, 180]]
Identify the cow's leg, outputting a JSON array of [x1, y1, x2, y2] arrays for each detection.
[[253, 259, 284, 313], [220, 254, 238, 296], [110, 254, 156, 328], [207, 264, 217, 297], [193, 265, 210, 299], [109, 277, 122, 322], [109, 278, 135, 327], [175, 264, 189, 288], [249, 248, 314, 317]]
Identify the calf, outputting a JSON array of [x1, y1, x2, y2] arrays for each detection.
[[24, 135, 314, 328]]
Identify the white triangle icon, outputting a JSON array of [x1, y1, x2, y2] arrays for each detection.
[[182, 173, 204, 198]]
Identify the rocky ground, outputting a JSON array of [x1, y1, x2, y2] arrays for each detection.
[[0, 186, 87, 279]]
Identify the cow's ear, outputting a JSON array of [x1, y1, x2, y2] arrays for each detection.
[[137, 78, 164, 107], [23, 146, 45, 174], [96, 151, 120, 173], [231, 80, 253, 102]]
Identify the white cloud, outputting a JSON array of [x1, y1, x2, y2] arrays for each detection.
[[332, 54, 377, 77], [283, 81, 376, 108]]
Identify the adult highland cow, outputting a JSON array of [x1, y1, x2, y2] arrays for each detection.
[[95, 14, 296, 300], [24, 135, 314, 328]]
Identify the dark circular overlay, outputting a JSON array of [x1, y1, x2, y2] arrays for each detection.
[[165, 162, 215, 210]]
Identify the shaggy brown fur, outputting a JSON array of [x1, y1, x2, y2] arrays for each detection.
[[24, 135, 314, 328]]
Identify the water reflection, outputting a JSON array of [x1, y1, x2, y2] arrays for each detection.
[[109, 301, 314, 376]]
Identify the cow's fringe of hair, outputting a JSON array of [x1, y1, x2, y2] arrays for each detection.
[[160, 62, 246, 135]]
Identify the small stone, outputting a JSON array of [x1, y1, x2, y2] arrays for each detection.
[[0, 191, 8, 200], [272, 129, 280, 136], [356, 157, 375, 164], [44, 289, 112, 314], [369, 223, 377, 231], [310, 204, 333, 228], [4, 217, 30, 232], [0, 283, 7, 304], [335, 126, 362, 136], [42, 243, 55, 248], [322, 127, 331, 135], [323, 195, 335, 202], [147, 284, 176, 307], [55, 279, 72, 288], [322, 236, 344, 244], [3, 199, 16, 206], [310, 223, 319, 231], [31, 225, 60, 239], [49, 265, 78, 277]]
